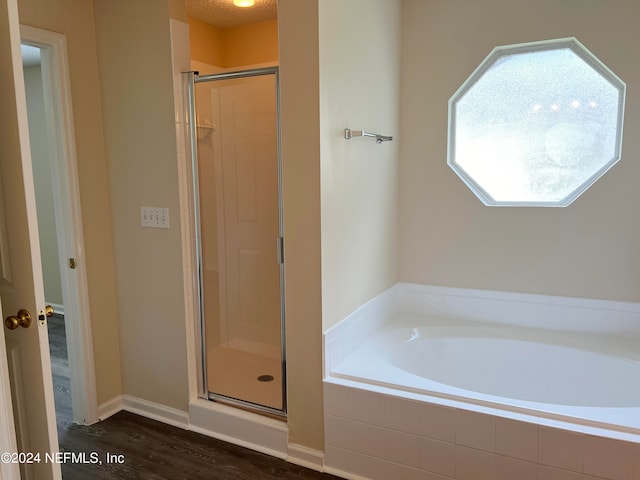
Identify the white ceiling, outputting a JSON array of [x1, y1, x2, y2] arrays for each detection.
[[186, 0, 277, 30]]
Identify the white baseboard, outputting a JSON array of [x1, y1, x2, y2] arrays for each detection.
[[121, 395, 189, 429], [97, 395, 122, 420], [286, 443, 324, 472], [97, 394, 189, 430]]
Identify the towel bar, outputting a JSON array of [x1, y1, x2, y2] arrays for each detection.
[[344, 128, 392, 144]]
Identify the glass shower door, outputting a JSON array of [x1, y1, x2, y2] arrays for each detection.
[[191, 69, 284, 414]]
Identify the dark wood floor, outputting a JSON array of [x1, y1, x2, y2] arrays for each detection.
[[48, 314, 73, 435], [47, 316, 339, 480]]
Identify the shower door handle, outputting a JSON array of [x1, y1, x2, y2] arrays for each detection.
[[276, 237, 284, 264]]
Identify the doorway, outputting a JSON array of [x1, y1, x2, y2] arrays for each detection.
[[21, 44, 71, 433], [187, 68, 286, 416], [20, 25, 98, 428]]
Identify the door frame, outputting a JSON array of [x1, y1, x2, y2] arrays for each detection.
[[20, 25, 98, 425]]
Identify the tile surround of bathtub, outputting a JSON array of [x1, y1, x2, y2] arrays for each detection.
[[323, 284, 399, 376], [324, 381, 640, 480], [495, 417, 538, 463], [583, 436, 635, 480]]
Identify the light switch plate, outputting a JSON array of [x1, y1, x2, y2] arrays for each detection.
[[141, 207, 169, 229]]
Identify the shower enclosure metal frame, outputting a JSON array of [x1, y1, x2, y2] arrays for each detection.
[[185, 67, 287, 418]]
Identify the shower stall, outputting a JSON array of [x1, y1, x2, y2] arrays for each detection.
[[185, 68, 285, 417]]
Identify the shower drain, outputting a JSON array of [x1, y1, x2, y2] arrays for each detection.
[[257, 374, 274, 382]]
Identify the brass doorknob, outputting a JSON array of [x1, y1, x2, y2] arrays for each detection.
[[4, 309, 32, 330], [45, 305, 54, 317]]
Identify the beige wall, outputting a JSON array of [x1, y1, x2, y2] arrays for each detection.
[[278, 0, 323, 451], [279, 0, 402, 449], [319, 0, 401, 331], [168, 0, 187, 23], [93, 0, 188, 410], [399, 0, 640, 302], [189, 17, 278, 69], [17, 0, 122, 405], [24, 65, 64, 307]]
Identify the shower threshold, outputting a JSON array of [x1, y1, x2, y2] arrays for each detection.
[[207, 392, 286, 420]]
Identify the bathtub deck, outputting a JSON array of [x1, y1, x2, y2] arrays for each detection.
[[329, 314, 640, 442]]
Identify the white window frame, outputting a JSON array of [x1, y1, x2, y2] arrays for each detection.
[[447, 37, 626, 207]]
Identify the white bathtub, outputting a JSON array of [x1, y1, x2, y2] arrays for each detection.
[[323, 284, 640, 479], [331, 315, 640, 432], [324, 284, 640, 480]]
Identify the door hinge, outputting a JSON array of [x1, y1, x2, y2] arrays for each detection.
[[69, 258, 77, 269], [277, 237, 284, 264]]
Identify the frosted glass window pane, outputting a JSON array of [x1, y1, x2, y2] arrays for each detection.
[[448, 38, 625, 206]]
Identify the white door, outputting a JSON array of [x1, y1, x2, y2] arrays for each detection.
[[218, 75, 281, 351], [0, 0, 61, 478], [0, 302, 20, 480]]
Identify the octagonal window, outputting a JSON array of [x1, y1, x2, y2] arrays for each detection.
[[448, 38, 626, 206]]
